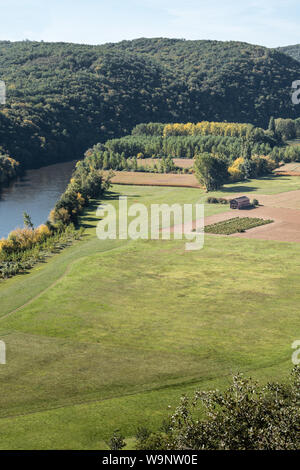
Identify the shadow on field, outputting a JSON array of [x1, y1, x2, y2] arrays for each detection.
[[81, 192, 142, 228], [237, 205, 259, 211], [220, 174, 289, 194], [220, 185, 259, 193]]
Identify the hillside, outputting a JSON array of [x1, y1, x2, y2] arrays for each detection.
[[278, 44, 300, 62], [0, 38, 300, 170]]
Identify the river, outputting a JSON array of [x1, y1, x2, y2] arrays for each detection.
[[0, 160, 76, 239]]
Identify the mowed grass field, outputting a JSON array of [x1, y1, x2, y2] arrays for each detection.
[[0, 179, 300, 449]]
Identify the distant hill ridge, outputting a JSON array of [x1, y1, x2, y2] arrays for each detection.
[[278, 44, 300, 63], [0, 38, 299, 170]]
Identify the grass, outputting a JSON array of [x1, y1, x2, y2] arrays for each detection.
[[213, 175, 300, 195], [204, 217, 273, 235], [109, 171, 300, 193], [0, 179, 299, 449]]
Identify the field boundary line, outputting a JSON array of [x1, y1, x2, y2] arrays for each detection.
[[0, 358, 291, 421]]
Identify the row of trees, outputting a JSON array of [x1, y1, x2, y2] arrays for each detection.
[[132, 120, 282, 144], [0, 154, 112, 279], [270, 145, 300, 163], [83, 144, 183, 174], [274, 118, 300, 141], [163, 121, 255, 138], [50, 161, 112, 227], [105, 134, 275, 161]]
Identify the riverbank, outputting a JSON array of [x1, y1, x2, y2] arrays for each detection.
[[0, 160, 76, 238]]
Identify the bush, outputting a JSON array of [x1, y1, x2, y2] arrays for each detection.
[[206, 197, 228, 205], [206, 197, 218, 204], [194, 153, 228, 191], [135, 367, 300, 450], [106, 430, 126, 451]]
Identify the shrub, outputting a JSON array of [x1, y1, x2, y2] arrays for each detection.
[[194, 153, 228, 191], [228, 157, 245, 181], [206, 196, 218, 204], [106, 430, 126, 451], [135, 367, 300, 450], [206, 197, 228, 205]]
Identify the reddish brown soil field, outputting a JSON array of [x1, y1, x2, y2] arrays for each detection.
[[137, 158, 194, 169], [173, 158, 194, 169], [108, 171, 200, 188], [166, 190, 300, 243], [274, 163, 300, 176], [274, 171, 300, 176], [204, 198, 300, 243]]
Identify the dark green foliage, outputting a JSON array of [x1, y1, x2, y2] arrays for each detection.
[[278, 44, 300, 62], [135, 368, 300, 450], [275, 118, 298, 140], [106, 430, 126, 451], [270, 144, 300, 163], [23, 212, 34, 229], [83, 143, 182, 174], [131, 122, 165, 136], [104, 133, 275, 161], [194, 153, 228, 190], [0, 153, 20, 188], [53, 164, 112, 226], [0, 38, 299, 176], [268, 116, 276, 133], [206, 197, 229, 204]]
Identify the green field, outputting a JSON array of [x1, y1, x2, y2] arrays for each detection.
[[215, 174, 300, 195], [0, 179, 299, 449]]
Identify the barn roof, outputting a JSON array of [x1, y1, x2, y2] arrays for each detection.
[[231, 196, 250, 202]]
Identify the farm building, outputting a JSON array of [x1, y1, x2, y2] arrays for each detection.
[[230, 196, 250, 209]]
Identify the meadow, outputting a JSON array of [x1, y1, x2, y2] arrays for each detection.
[[0, 179, 299, 449]]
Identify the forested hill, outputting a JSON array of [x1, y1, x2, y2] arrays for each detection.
[[0, 38, 300, 170], [278, 44, 300, 63]]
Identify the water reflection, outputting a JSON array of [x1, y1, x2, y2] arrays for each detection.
[[0, 160, 76, 238]]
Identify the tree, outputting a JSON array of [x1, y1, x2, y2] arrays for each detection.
[[135, 367, 300, 450], [194, 152, 228, 191], [275, 118, 296, 141], [23, 212, 34, 230], [106, 430, 126, 451], [268, 116, 276, 133]]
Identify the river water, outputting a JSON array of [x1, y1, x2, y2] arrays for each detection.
[[0, 160, 76, 239]]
